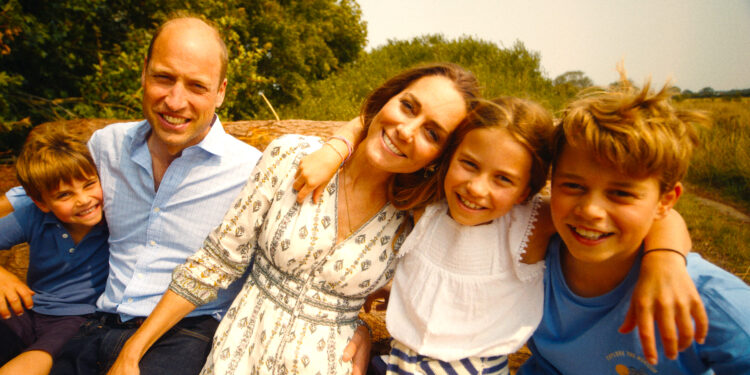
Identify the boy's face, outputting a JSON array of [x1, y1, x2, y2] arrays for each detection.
[[550, 144, 679, 264], [33, 175, 104, 233]]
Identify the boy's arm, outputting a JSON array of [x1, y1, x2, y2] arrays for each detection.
[[620, 209, 708, 365], [294, 117, 365, 203]]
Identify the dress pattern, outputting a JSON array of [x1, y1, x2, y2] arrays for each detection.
[[170, 135, 406, 375]]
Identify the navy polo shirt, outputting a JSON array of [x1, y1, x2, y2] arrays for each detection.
[[0, 188, 109, 316]]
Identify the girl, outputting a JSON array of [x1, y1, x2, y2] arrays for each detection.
[[297, 97, 700, 374]]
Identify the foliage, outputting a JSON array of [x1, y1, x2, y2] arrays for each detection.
[[676, 192, 749, 284], [278, 35, 571, 121], [0, 0, 366, 153], [677, 98, 750, 210], [552, 70, 593, 99]]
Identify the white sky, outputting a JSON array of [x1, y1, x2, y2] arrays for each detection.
[[357, 0, 750, 91]]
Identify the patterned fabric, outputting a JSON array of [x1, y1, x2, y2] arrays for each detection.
[[386, 339, 509, 375], [88, 119, 261, 320], [170, 135, 406, 375]]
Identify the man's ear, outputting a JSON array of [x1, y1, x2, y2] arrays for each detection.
[[215, 78, 228, 108], [656, 182, 683, 219], [31, 197, 51, 213]]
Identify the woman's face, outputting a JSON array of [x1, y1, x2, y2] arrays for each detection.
[[361, 75, 467, 174]]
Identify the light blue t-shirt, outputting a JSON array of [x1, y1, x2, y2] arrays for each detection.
[[88, 119, 261, 321], [1, 188, 109, 315], [519, 235, 750, 375]]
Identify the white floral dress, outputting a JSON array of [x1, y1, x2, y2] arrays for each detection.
[[170, 135, 405, 375]]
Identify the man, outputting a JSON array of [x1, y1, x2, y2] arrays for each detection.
[[49, 16, 262, 374]]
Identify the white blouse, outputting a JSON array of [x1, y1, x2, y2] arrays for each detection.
[[386, 198, 545, 361]]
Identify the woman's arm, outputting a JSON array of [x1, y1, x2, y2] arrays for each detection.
[[107, 290, 197, 375], [621, 209, 708, 365], [294, 117, 365, 203]]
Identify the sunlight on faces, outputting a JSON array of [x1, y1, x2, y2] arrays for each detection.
[[33, 175, 104, 235], [141, 18, 227, 155], [444, 127, 532, 226], [361, 76, 467, 174], [550, 145, 680, 264]]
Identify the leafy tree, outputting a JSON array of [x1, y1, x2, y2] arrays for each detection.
[[279, 35, 565, 121], [0, 0, 366, 153]]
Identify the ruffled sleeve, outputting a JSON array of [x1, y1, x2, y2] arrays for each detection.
[[505, 194, 546, 283]]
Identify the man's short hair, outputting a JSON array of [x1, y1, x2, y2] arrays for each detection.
[[146, 13, 228, 85], [15, 125, 98, 202]]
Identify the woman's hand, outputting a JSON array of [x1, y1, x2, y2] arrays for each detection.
[[0, 266, 34, 319]]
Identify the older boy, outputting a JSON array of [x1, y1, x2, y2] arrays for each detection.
[[0, 126, 109, 375], [518, 77, 750, 374]]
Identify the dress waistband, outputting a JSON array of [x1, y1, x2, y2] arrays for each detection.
[[250, 253, 363, 326]]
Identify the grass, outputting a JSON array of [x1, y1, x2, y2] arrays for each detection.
[[677, 97, 750, 212], [676, 190, 750, 284]]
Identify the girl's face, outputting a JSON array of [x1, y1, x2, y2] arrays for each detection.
[[360, 75, 467, 174], [444, 127, 532, 226]]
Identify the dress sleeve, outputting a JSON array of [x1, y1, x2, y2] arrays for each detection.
[[169, 135, 310, 306]]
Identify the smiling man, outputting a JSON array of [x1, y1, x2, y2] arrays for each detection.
[[49, 16, 263, 375]]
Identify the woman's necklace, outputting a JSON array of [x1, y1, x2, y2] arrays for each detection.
[[342, 165, 355, 238]]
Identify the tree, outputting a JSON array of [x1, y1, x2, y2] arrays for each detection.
[[0, 0, 367, 153], [552, 70, 593, 99]]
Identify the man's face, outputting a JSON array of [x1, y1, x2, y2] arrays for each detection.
[[141, 19, 227, 155]]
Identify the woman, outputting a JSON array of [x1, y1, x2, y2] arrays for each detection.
[[108, 63, 480, 375]]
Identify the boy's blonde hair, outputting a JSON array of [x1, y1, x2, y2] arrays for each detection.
[[551, 70, 709, 193], [392, 97, 554, 210], [16, 124, 98, 202]]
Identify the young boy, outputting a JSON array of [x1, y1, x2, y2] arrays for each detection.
[[518, 75, 750, 374], [0, 125, 109, 375]]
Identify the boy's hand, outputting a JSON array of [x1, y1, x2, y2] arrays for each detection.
[[0, 266, 34, 319], [342, 324, 372, 375], [293, 144, 345, 204], [619, 251, 708, 365]]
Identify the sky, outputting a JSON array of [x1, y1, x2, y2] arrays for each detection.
[[357, 0, 750, 92]]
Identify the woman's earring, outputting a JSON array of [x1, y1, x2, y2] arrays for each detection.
[[423, 164, 437, 177]]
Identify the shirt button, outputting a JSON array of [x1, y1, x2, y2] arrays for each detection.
[[62, 233, 69, 238], [150, 240, 156, 246], [153, 207, 160, 213], [128, 298, 133, 303], [68, 248, 75, 254], [137, 273, 143, 279]]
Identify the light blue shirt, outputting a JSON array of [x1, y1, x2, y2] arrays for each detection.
[[89, 119, 261, 321]]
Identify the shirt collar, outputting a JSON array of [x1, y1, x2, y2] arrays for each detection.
[[129, 115, 230, 157]]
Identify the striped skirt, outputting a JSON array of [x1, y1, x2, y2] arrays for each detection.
[[375, 340, 509, 375]]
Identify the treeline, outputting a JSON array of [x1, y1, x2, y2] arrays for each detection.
[[679, 87, 750, 100]]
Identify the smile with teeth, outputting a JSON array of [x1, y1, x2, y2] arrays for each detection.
[[457, 194, 484, 210], [571, 225, 612, 240], [162, 114, 189, 125], [382, 131, 405, 156], [76, 204, 99, 217]]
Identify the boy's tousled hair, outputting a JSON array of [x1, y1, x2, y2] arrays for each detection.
[[16, 124, 98, 202], [551, 68, 710, 193], [375, 63, 481, 210], [392, 96, 554, 210]]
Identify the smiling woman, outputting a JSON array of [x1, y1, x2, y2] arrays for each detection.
[[109, 63, 480, 375]]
